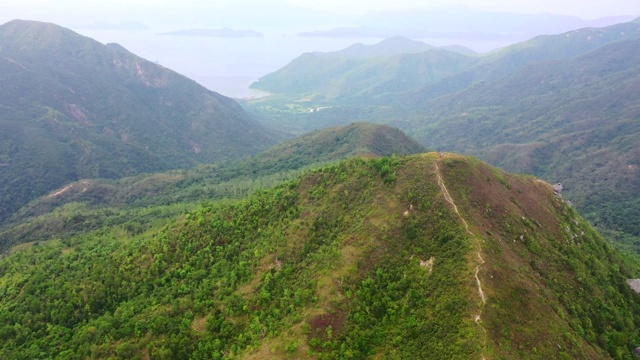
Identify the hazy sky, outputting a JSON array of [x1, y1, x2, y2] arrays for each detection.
[[1, 0, 639, 26], [289, 0, 639, 18]]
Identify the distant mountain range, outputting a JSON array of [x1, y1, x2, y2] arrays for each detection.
[[253, 21, 640, 102], [250, 37, 478, 99], [67, 3, 633, 41], [0, 19, 279, 224], [356, 9, 636, 39], [291, 9, 637, 43], [246, 19, 640, 253]]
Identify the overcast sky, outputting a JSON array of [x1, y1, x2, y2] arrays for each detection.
[[1, 0, 639, 26], [289, 0, 640, 18]]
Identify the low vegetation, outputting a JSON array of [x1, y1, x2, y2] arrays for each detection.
[[0, 122, 424, 254], [0, 154, 638, 359]]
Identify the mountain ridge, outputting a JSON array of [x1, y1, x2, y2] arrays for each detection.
[[0, 19, 279, 224], [250, 37, 479, 99], [0, 153, 638, 358], [0, 123, 424, 253], [246, 18, 640, 254], [404, 36, 640, 253], [251, 20, 640, 104]]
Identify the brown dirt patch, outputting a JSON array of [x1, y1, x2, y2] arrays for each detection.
[[191, 316, 207, 333]]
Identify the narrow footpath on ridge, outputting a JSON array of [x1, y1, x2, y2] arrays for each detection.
[[434, 158, 487, 359]]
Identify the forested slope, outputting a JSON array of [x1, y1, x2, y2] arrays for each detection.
[[0, 154, 638, 359], [0, 20, 279, 224], [0, 123, 424, 253]]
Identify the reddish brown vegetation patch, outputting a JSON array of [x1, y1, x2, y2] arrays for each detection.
[[440, 157, 563, 241], [308, 311, 347, 347]]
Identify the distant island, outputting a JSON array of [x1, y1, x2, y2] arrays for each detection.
[[157, 28, 264, 38]]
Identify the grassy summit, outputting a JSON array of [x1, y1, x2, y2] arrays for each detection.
[[0, 154, 637, 359]]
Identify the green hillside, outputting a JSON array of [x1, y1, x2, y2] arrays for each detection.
[[0, 20, 279, 225], [249, 37, 478, 101], [0, 123, 424, 253], [407, 20, 640, 101], [249, 22, 640, 105], [0, 154, 638, 359], [244, 20, 640, 134], [244, 19, 640, 255], [402, 37, 640, 254]]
